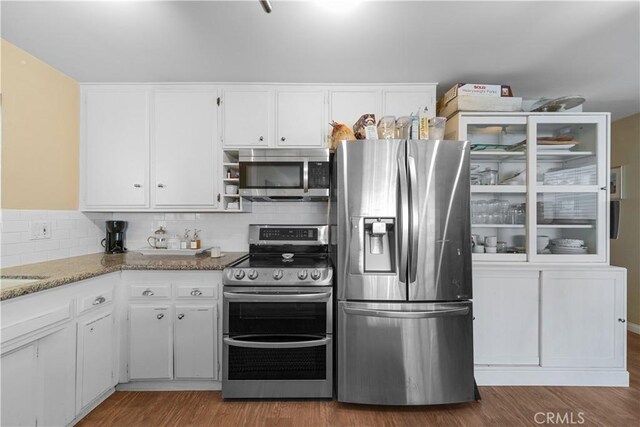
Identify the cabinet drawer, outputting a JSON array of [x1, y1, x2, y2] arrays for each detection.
[[78, 288, 114, 315], [176, 285, 217, 299], [130, 284, 171, 299]]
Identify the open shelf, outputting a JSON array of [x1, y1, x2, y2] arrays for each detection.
[[471, 185, 526, 193], [472, 224, 525, 228]]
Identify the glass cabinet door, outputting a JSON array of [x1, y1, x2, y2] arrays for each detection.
[[460, 116, 529, 261], [527, 115, 607, 262]]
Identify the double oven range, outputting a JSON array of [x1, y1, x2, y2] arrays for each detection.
[[222, 225, 333, 399]]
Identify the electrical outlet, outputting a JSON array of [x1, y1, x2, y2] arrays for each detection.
[[30, 221, 51, 240]]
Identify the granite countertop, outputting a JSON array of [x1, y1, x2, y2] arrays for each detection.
[[0, 251, 247, 301]]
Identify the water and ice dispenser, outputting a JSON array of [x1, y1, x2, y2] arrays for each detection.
[[362, 218, 396, 273]]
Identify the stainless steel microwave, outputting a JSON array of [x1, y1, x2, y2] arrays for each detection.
[[238, 149, 330, 201]]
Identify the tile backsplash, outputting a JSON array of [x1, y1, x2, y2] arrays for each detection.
[[0, 203, 328, 268], [0, 209, 110, 268], [115, 202, 329, 252]]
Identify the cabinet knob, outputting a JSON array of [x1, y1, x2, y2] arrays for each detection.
[[142, 289, 154, 297], [133, 184, 142, 188], [157, 313, 164, 320], [280, 137, 286, 142], [177, 313, 185, 320], [259, 136, 264, 141], [190, 289, 203, 296], [601, 186, 608, 191], [93, 296, 106, 305], [157, 183, 165, 188], [618, 318, 626, 323]]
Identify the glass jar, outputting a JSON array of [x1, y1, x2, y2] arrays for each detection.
[[480, 169, 498, 185], [496, 241, 507, 253]]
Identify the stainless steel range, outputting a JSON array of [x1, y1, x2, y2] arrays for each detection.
[[222, 224, 333, 399]]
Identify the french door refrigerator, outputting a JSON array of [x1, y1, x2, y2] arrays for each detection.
[[333, 139, 475, 405]]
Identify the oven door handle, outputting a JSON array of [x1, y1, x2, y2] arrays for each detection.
[[223, 291, 331, 301], [223, 336, 331, 349]]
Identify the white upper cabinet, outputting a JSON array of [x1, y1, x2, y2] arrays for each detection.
[[222, 89, 272, 148], [153, 90, 220, 208], [83, 89, 150, 209], [383, 86, 436, 118], [329, 89, 381, 129], [276, 90, 326, 147]]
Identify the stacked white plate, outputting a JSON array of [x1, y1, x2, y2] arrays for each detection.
[[549, 238, 588, 254]]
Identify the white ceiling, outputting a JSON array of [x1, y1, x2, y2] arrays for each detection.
[[2, 1, 639, 119]]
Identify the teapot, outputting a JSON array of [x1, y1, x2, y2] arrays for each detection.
[[148, 226, 168, 249]]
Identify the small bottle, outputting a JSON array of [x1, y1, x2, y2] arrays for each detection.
[[181, 229, 190, 249], [191, 229, 201, 249], [226, 169, 231, 179]]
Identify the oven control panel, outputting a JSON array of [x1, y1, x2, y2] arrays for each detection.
[[223, 267, 333, 286], [259, 228, 317, 241]]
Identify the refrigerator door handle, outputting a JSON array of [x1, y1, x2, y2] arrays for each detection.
[[407, 155, 419, 284], [397, 156, 409, 285], [343, 306, 469, 319]]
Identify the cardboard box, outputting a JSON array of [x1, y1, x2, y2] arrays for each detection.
[[437, 95, 523, 119], [438, 83, 514, 111]]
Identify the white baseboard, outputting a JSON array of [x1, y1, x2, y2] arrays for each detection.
[[116, 380, 221, 391], [475, 368, 629, 387], [628, 322, 640, 335]]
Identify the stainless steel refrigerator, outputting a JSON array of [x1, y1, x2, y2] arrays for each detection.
[[332, 139, 475, 405]]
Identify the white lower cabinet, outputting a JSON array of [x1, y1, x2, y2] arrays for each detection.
[[174, 305, 217, 379], [473, 270, 540, 365], [77, 308, 116, 409], [1, 343, 37, 426], [0, 325, 76, 427], [540, 269, 626, 368], [129, 305, 174, 380]]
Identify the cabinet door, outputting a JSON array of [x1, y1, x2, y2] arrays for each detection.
[[78, 311, 114, 409], [84, 90, 149, 208], [329, 89, 381, 130], [540, 270, 626, 368], [222, 89, 271, 147], [383, 87, 436, 118], [129, 305, 173, 380], [1, 344, 37, 426], [174, 305, 217, 379], [473, 270, 539, 365], [153, 90, 220, 208], [38, 326, 76, 426], [276, 91, 326, 147]]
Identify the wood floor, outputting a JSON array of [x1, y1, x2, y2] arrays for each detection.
[[78, 332, 640, 427]]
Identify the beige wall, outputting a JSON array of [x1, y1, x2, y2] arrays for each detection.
[[1, 39, 79, 210], [610, 113, 640, 326]]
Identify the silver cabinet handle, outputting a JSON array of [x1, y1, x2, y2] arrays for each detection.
[[259, 136, 264, 141], [344, 306, 469, 319], [142, 289, 154, 296], [190, 289, 203, 296], [177, 313, 185, 320], [157, 313, 164, 320], [223, 291, 331, 302], [92, 296, 106, 305], [618, 318, 626, 323], [133, 183, 142, 188], [280, 137, 286, 142], [157, 183, 165, 188], [224, 336, 330, 349]]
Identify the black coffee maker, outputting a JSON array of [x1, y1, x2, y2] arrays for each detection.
[[102, 221, 128, 253]]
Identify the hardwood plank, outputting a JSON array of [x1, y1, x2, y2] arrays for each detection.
[[78, 332, 640, 427]]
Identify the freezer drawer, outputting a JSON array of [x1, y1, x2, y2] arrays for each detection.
[[338, 301, 475, 405]]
